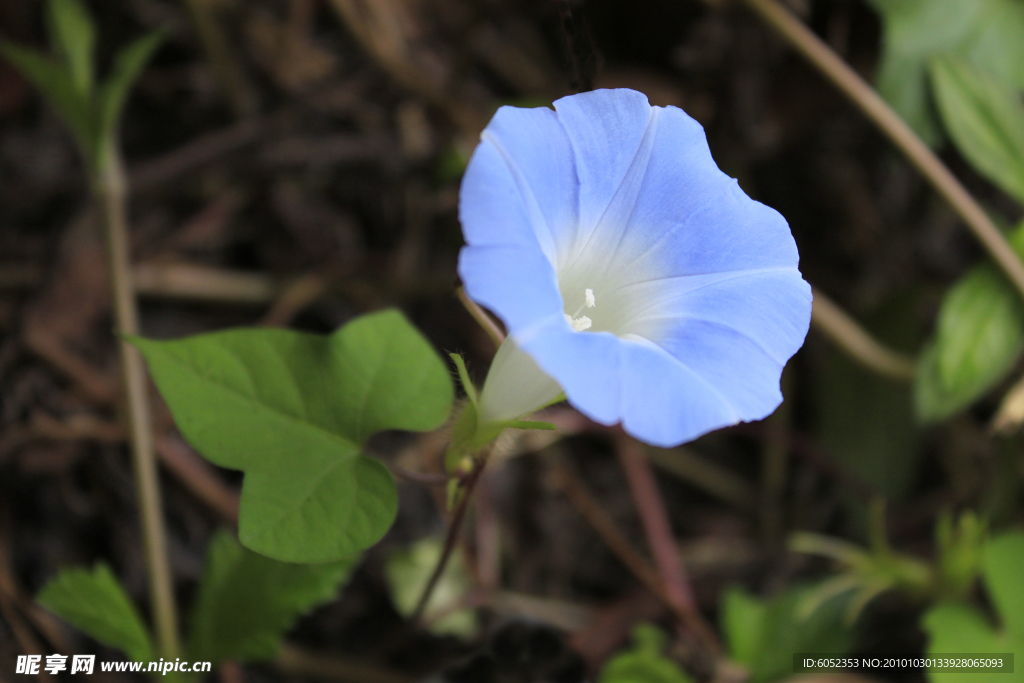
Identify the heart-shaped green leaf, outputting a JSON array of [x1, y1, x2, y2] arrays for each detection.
[[132, 309, 453, 562]]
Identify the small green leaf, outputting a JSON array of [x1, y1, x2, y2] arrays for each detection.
[[722, 587, 766, 667], [719, 585, 855, 683], [187, 531, 355, 663], [97, 33, 162, 148], [982, 531, 1024, 640], [936, 267, 1024, 392], [385, 536, 477, 637], [0, 42, 94, 154], [47, 0, 95, 97], [922, 603, 1021, 683], [598, 624, 693, 683], [131, 309, 453, 562], [37, 564, 154, 662], [931, 57, 1024, 204], [915, 226, 1024, 422]]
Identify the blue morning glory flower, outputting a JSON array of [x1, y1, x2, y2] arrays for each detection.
[[458, 88, 812, 447]]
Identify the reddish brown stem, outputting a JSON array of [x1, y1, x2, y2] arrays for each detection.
[[616, 434, 722, 655], [410, 456, 487, 624]]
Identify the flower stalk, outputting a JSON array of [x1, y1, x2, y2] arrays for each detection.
[[95, 143, 181, 659]]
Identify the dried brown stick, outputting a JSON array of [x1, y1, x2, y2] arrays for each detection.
[[129, 118, 265, 191]]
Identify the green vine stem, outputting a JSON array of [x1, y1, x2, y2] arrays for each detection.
[[96, 143, 181, 659], [739, 0, 1024, 302]]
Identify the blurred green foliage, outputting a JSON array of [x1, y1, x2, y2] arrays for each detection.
[[38, 533, 353, 667], [384, 536, 477, 638], [915, 224, 1024, 422], [187, 531, 355, 663], [37, 564, 155, 663], [923, 531, 1024, 683], [868, 0, 1024, 145], [0, 0, 161, 175], [721, 584, 855, 683], [597, 624, 693, 683]]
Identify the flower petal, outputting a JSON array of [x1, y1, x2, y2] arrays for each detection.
[[459, 104, 578, 263], [605, 105, 800, 279], [552, 89, 654, 264], [521, 331, 740, 447], [458, 243, 563, 333], [478, 338, 563, 423], [623, 268, 813, 365], [460, 89, 812, 447]]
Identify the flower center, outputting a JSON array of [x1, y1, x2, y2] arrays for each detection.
[[564, 288, 596, 332]]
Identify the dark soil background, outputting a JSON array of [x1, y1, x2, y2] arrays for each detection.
[[1, 0, 1022, 681]]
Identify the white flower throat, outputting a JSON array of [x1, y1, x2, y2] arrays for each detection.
[[564, 288, 596, 332]]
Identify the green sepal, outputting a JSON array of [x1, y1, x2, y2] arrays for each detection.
[[449, 353, 478, 405], [445, 400, 556, 473]]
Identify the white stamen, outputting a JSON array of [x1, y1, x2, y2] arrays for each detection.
[[566, 288, 597, 331], [564, 313, 592, 332]]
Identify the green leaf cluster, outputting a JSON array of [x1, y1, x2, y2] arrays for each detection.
[[37, 532, 353, 665], [868, 0, 1024, 145], [910, 51, 1024, 421], [922, 531, 1024, 683], [915, 223, 1024, 421], [721, 584, 856, 683], [871, 6, 1024, 422], [130, 309, 454, 563], [598, 624, 693, 683], [0, 0, 161, 174]]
